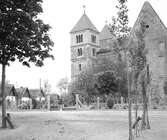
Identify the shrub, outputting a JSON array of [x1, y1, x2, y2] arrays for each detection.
[[153, 105, 158, 110], [107, 98, 114, 109], [123, 104, 128, 109], [164, 81, 167, 95], [162, 106, 166, 110]]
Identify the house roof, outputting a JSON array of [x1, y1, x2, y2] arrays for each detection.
[[96, 48, 112, 55], [0, 85, 17, 97], [16, 87, 32, 99], [99, 24, 115, 40], [47, 93, 59, 98], [70, 13, 99, 33], [22, 88, 31, 98], [29, 89, 46, 98]]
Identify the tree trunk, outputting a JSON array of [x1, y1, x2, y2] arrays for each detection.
[[141, 80, 150, 129], [134, 87, 138, 136], [128, 71, 132, 140], [125, 49, 132, 140], [128, 88, 132, 139], [146, 104, 150, 129], [1, 64, 6, 128]]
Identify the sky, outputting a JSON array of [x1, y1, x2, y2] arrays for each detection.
[[1, 0, 167, 93]]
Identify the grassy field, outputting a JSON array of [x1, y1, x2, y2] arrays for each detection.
[[0, 110, 167, 140]]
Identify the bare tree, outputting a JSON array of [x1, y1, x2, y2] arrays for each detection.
[[57, 77, 69, 96], [129, 21, 150, 132], [43, 80, 51, 94]]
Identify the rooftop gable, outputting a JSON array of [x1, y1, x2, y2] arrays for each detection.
[[0, 85, 17, 97], [16, 87, 31, 99], [131, 1, 167, 37], [99, 24, 115, 40], [29, 89, 46, 98]]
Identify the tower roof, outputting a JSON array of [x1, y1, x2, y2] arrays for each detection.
[[99, 24, 115, 40], [70, 13, 99, 33]]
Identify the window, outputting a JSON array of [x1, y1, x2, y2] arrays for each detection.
[[76, 34, 83, 43], [80, 34, 83, 42], [77, 48, 82, 56], [92, 48, 96, 56], [79, 64, 82, 71], [91, 34, 96, 43], [76, 36, 78, 43]]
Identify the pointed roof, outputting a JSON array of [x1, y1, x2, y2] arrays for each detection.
[[16, 87, 32, 99], [127, 1, 167, 48], [131, 1, 167, 34], [22, 88, 30, 98], [29, 89, 46, 98], [0, 85, 18, 97], [70, 13, 99, 33], [99, 24, 115, 40]]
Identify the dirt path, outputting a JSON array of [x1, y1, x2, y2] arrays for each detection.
[[0, 110, 167, 140]]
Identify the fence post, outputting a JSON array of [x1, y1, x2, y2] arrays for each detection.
[[75, 94, 79, 110], [121, 96, 124, 105], [47, 95, 50, 111], [29, 99, 32, 110], [97, 97, 100, 110]]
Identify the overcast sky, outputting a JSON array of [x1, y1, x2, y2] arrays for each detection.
[[1, 0, 166, 93]]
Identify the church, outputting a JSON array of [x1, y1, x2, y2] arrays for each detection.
[[70, 11, 118, 81], [70, 1, 167, 102]]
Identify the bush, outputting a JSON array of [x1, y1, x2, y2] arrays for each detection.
[[107, 98, 114, 109], [123, 104, 128, 109], [164, 81, 167, 95], [153, 105, 158, 110]]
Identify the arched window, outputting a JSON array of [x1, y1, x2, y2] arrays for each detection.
[[76, 34, 83, 44], [81, 34, 83, 42], [79, 35, 81, 43], [91, 34, 96, 43], [92, 48, 96, 56], [77, 48, 82, 56], [76, 36, 79, 43], [79, 64, 82, 71]]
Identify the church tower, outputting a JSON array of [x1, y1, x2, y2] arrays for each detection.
[[70, 11, 99, 81]]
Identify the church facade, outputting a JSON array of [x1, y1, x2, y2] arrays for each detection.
[[129, 1, 167, 100], [70, 13, 117, 81], [70, 1, 167, 101]]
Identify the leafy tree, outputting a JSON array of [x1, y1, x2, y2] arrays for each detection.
[[0, 0, 54, 128], [109, 0, 131, 39], [97, 71, 118, 96], [116, 0, 131, 39], [109, 16, 118, 36], [95, 52, 128, 100]]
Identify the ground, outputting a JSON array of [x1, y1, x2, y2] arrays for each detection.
[[0, 110, 167, 140]]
